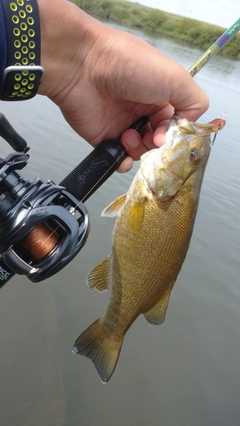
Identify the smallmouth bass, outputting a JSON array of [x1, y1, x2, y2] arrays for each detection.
[[73, 115, 224, 383]]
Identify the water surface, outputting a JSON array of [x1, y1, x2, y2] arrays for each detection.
[[0, 23, 240, 426]]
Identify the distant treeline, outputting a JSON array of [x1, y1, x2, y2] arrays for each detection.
[[71, 0, 240, 60]]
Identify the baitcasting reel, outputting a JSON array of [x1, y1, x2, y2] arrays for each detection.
[[0, 113, 147, 287]]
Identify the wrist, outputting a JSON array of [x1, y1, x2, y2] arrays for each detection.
[[37, 0, 107, 101], [1, 0, 44, 101]]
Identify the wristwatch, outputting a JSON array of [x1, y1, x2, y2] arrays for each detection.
[[1, 0, 44, 101]]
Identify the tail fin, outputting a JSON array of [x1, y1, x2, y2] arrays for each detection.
[[73, 319, 123, 383]]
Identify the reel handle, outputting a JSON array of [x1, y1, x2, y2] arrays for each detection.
[[0, 113, 27, 152]]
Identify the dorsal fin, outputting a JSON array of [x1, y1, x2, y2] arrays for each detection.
[[87, 257, 112, 292], [101, 194, 127, 217]]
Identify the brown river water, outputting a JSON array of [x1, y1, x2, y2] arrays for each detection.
[[0, 22, 240, 426]]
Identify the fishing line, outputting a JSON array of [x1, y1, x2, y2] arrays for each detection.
[[224, 93, 240, 115], [23, 19, 240, 263]]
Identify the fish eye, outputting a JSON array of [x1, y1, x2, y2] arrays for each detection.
[[189, 149, 199, 161]]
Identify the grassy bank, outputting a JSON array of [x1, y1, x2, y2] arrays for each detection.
[[71, 0, 240, 60]]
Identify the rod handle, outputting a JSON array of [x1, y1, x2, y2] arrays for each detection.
[[60, 116, 148, 202]]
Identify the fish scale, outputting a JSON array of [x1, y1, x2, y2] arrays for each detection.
[[111, 194, 194, 307], [73, 115, 224, 383]]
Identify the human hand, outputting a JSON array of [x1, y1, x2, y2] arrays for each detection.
[[38, 0, 209, 172]]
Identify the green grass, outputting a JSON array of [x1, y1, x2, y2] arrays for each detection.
[[71, 0, 240, 60]]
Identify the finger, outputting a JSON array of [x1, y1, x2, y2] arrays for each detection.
[[116, 156, 133, 173], [152, 123, 168, 146], [121, 129, 148, 161], [146, 105, 174, 146], [169, 67, 209, 120]]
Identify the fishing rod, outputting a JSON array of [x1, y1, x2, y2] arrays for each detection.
[[0, 20, 239, 287], [188, 18, 240, 77]]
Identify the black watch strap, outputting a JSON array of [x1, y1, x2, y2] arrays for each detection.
[[1, 0, 44, 101]]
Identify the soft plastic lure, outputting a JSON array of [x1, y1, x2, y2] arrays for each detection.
[[208, 112, 227, 143], [209, 112, 227, 132]]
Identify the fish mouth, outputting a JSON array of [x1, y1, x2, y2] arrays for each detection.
[[169, 115, 211, 135], [169, 114, 219, 146]]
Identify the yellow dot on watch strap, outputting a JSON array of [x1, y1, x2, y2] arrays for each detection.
[[2, 0, 44, 100], [10, 3, 17, 12]]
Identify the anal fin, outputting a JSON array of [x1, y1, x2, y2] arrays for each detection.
[[87, 257, 111, 292], [144, 288, 172, 325]]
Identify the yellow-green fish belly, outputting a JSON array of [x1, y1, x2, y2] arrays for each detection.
[[105, 187, 197, 337]]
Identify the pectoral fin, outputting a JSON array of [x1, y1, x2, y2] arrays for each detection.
[[101, 194, 127, 217], [87, 257, 111, 292], [144, 288, 172, 325]]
